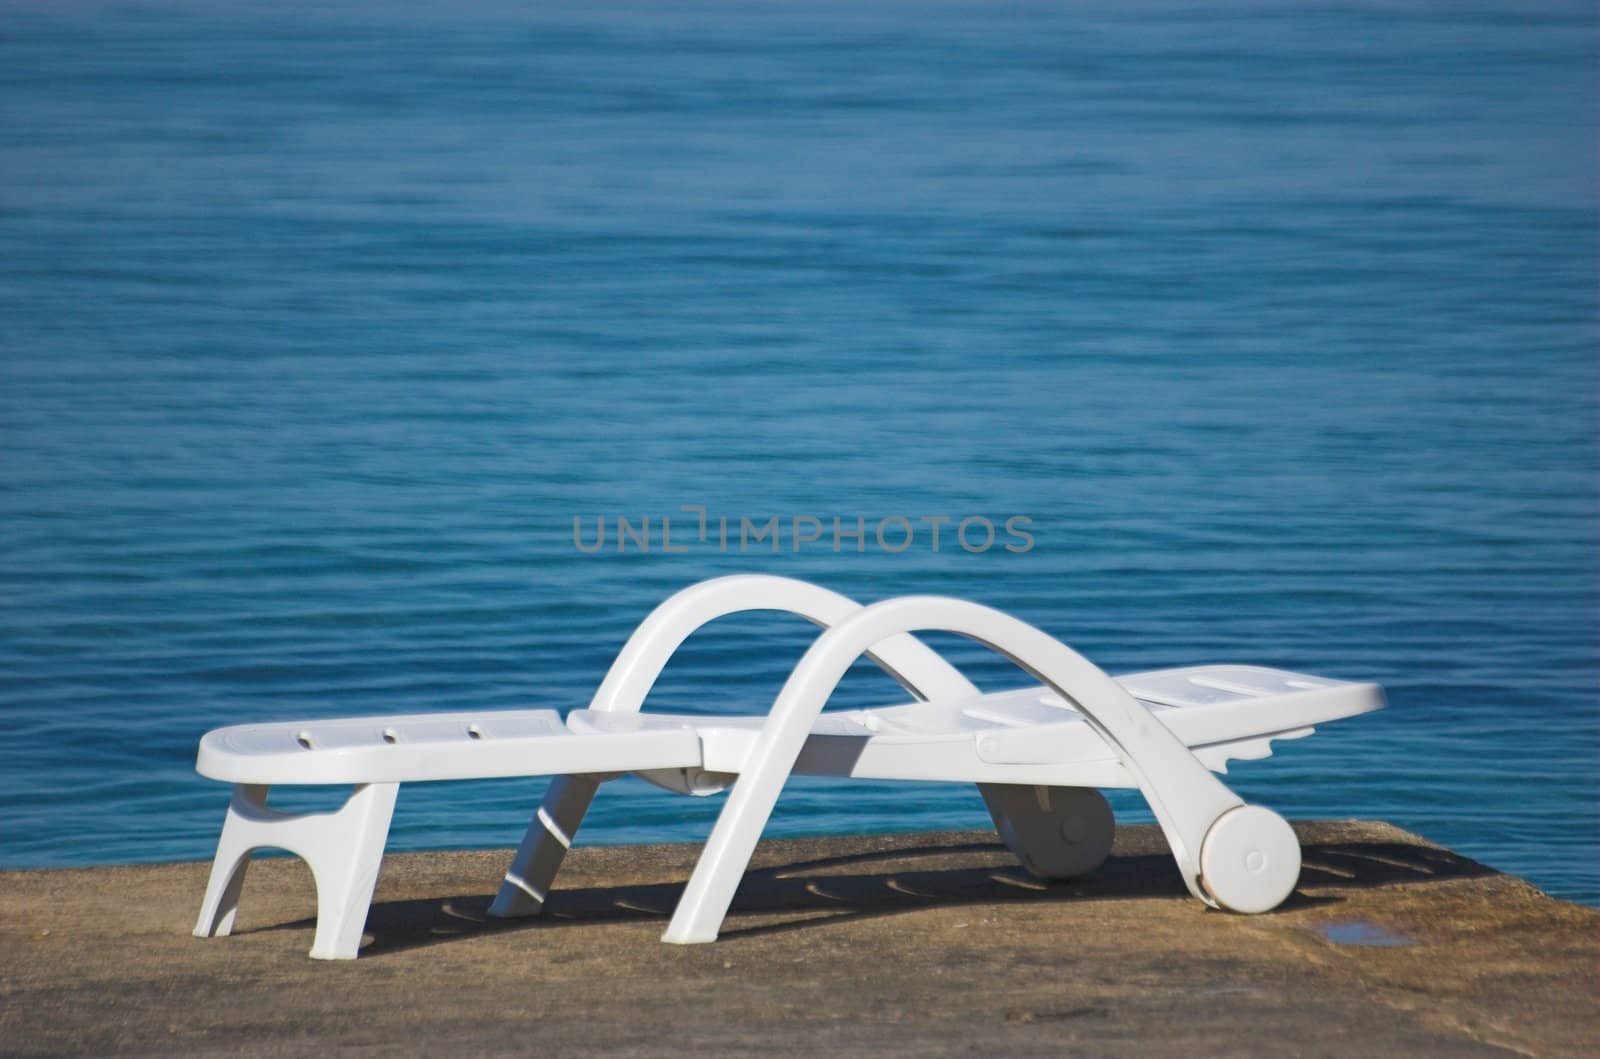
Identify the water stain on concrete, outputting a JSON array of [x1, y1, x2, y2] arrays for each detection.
[[1314, 920, 1415, 947]]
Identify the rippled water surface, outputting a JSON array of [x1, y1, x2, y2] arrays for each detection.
[[1, 1, 1595, 904]]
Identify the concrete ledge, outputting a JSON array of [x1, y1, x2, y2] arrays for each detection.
[[2, 821, 1595, 1056]]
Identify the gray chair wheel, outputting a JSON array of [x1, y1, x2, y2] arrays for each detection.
[[981, 784, 1115, 879]]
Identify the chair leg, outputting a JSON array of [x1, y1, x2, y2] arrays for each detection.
[[191, 781, 399, 960], [305, 782, 400, 960], [193, 784, 271, 939], [662, 751, 796, 944], [489, 775, 600, 918], [978, 783, 1115, 880]]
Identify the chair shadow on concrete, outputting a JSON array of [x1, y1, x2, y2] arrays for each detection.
[[251, 835, 1499, 959]]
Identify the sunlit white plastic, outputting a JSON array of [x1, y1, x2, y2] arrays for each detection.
[[192, 574, 1384, 958]]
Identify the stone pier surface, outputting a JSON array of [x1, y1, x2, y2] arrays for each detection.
[[1, 821, 1595, 1057]]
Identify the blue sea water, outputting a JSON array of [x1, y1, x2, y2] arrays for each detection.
[[0, 1, 1595, 905]]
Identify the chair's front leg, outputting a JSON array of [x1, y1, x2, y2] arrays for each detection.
[[193, 783, 271, 939], [192, 781, 399, 960], [306, 782, 399, 960]]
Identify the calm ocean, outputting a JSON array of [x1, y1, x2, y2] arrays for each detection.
[[1, 1, 1595, 905]]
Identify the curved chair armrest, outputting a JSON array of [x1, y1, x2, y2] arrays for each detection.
[[664, 595, 1287, 943], [489, 575, 977, 918], [587, 574, 980, 714]]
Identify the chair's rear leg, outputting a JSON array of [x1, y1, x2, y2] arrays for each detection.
[[489, 774, 601, 918], [193, 783, 271, 939], [663, 753, 794, 944], [978, 783, 1116, 880]]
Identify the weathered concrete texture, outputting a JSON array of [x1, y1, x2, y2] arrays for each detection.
[[1, 821, 1595, 1057]]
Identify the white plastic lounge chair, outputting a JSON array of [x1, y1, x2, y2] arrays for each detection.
[[192, 575, 1384, 959]]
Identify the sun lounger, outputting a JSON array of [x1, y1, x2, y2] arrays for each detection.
[[193, 575, 1384, 958]]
